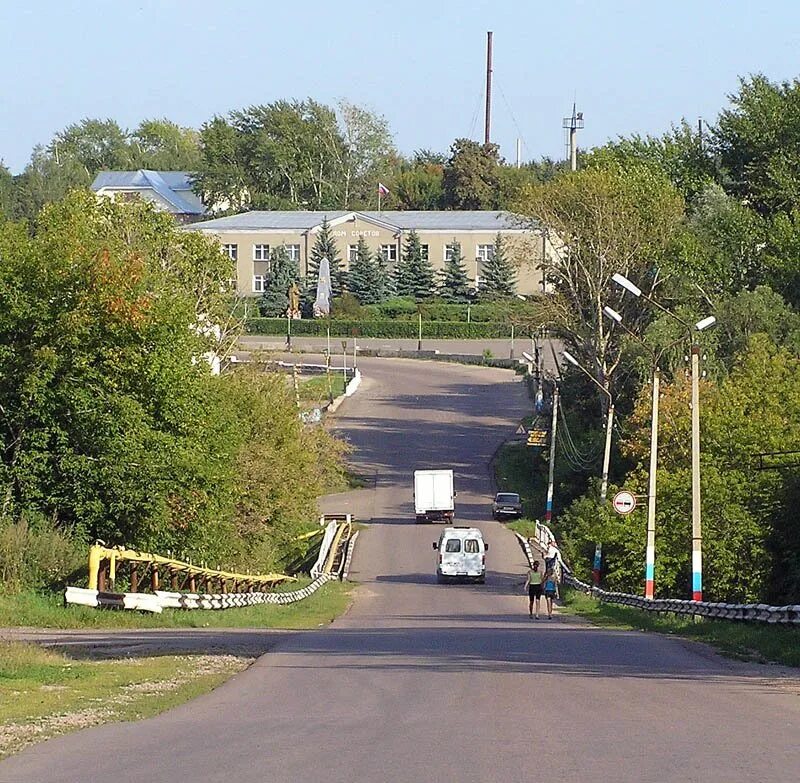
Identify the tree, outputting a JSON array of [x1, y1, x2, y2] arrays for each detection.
[[587, 122, 717, 205], [394, 160, 444, 209], [259, 246, 300, 317], [348, 238, 385, 304], [438, 240, 472, 302], [0, 162, 14, 218], [13, 145, 91, 222], [131, 118, 201, 170], [194, 116, 250, 212], [236, 100, 347, 209], [479, 233, 517, 300], [715, 74, 800, 215], [395, 230, 436, 300], [337, 100, 397, 209], [442, 139, 502, 209], [514, 164, 686, 398], [0, 193, 235, 549], [52, 118, 133, 175], [685, 183, 766, 293]]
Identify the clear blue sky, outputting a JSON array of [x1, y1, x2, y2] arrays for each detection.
[[2, 0, 799, 173]]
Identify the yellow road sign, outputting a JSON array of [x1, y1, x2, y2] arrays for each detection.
[[527, 429, 548, 447]]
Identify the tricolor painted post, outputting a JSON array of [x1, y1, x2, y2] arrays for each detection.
[[645, 368, 660, 600], [690, 345, 703, 601], [544, 384, 559, 524], [592, 543, 602, 586]]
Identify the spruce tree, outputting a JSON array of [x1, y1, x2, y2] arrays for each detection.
[[438, 240, 472, 302], [479, 232, 517, 300], [260, 246, 301, 316], [348, 237, 384, 304], [395, 230, 436, 300], [307, 217, 343, 300]]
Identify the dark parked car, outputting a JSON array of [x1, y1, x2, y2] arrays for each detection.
[[492, 492, 522, 519]]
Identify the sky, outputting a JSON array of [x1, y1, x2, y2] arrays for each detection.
[[2, 0, 800, 174]]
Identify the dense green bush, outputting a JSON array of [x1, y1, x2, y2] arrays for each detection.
[[247, 318, 515, 339], [0, 514, 84, 592], [359, 297, 543, 323]]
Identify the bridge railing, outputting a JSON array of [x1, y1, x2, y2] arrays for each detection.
[[517, 525, 800, 625], [67, 517, 358, 614]]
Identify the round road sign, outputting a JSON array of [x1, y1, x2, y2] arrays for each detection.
[[612, 490, 637, 515]]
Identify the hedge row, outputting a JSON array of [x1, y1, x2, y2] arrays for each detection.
[[358, 298, 541, 323], [247, 318, 517, 339]]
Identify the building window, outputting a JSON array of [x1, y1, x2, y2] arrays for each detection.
[[476, 244, 495, 262], [253, 244, 270, 261], [222, 243, 238, 261], [253, 275, 266, 293], [380, 244, 398, 263], [348, 244, 359, 264], [285, 244, 301, 262], [444, 244, 459, 263], [420, 244, 429, 261]]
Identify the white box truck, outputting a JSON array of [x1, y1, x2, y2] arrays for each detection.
[[414, 469, 455, 523]]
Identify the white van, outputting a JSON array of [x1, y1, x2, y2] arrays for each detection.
[[432, 527, 488, 583]]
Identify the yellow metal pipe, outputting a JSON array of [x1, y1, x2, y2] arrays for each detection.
[[88, 545, 103, 591]]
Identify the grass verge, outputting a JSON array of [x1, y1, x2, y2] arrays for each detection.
[[0, 580, 354, 630], [560, 587, 800, 668], [298, 374, 346, 402], [0, 641, 251, 758], [494, 437, 548, 541]]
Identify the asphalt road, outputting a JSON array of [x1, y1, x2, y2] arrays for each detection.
[[2, 358, 800, 782]]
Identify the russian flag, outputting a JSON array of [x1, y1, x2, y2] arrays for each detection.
[[378, 183, 389, 196]]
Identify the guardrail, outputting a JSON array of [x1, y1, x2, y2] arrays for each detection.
[[68, 518, 358, 614], [517, 525, 800, 625], [86, 544, 296, 593]]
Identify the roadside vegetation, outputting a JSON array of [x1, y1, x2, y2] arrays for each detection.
[[0, 580, 353, 630], [509, 76, 800, 607], [0, 194, 348, 602], [0, 641, 251, 758], [560, 588, 800, 669]]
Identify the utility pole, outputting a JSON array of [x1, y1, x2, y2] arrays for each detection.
[[562, 103, 584, 171], [691, 345, 702, 601], [484, 31, 493, 145], [544, 383, 559, 526], [516, 138, 522, 168], [610, 274, 715, 602], [645, 368, 660, 600]]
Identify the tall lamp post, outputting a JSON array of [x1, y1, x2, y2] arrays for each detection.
[[562, 350, 614, 586], [611, 273, 716, 601], [603, 306, 669, 599]]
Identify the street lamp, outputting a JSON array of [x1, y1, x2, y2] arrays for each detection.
[[604, 305, 663, 600], [611, 273, 716, 602]]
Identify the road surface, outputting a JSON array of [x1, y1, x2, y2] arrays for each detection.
[[2, 357, 799, 782]]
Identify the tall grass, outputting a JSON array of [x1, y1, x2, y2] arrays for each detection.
[[0, 514, 84, 593]]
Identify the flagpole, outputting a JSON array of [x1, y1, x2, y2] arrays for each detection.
[[378, 186, 381, 213]]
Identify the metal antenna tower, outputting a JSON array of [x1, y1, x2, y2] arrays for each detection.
[[562, 102, 584, 171]]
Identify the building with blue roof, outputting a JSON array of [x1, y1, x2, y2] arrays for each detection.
[[91, 170, 206, 222]]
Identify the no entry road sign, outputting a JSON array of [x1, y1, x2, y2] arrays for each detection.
[[612, 490, 637, 515]]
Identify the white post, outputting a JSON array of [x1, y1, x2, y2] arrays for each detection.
[[545, 385, 559, 525], [599, 403, 614, 501], [691, 345, 702, 601], [645, 368, 660, 599]]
